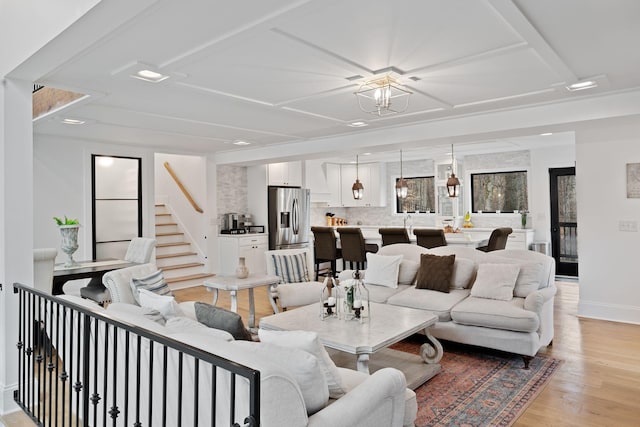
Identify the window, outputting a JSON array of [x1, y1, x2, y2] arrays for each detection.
[[471, 170, 528, 213], [396, 176, 435, 213]]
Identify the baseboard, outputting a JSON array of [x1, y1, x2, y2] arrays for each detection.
[[0, 383, 19, 417], [578, 300, 640, 325]]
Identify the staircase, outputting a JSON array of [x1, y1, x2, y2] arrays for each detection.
[[154, 204, 214, 289]]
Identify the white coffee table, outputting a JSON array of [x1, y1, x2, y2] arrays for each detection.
[[260, 302, 443, 387], [203, 274, 281, 330]]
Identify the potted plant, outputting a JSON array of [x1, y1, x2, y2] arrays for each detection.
[[54, 216, 80, 267]]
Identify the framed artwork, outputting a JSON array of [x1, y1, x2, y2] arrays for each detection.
[[626, 163, 640, 198]]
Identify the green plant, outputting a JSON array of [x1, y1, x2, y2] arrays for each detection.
[[53, 216, 79, 226]]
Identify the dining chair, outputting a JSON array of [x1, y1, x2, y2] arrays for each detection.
[[476, 227, 513, 252], [310, 226, 342, 280], [33, 248, 58, 294], [413, 228, 447, 249], [378, 227, 410, 246], [336, 227, 378, 270]]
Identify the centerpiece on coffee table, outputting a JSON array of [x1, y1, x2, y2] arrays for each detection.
[[340, 270, 370, 323]]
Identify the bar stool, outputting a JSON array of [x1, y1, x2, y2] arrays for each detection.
[[337, 227, 378, 270], [476, 227, 512, 252], [310, 226, 342, 280], [413, 228, 447, 249], [378, 227, 410, 246]]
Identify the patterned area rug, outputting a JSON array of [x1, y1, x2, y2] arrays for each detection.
[[391, 336, 562, 427]]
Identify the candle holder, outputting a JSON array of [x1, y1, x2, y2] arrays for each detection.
[[320, 271, 338, 320], [341, 270, 370, 323]]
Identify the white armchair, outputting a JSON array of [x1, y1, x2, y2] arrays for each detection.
[[265, 248, 325, 312]]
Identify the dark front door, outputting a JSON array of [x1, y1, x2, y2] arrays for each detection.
[[549, 167, 578, 277]]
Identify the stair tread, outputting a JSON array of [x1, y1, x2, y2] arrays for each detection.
[[155, 213, 171, 216], [166, 273, 215, 284], [156, 242, 190, 248], [156, 252, 197, 259], [155, 204, 165, 207], [156, 222, 178, 226], [156, 231, 184, 236], [160, 262, 204, 270]]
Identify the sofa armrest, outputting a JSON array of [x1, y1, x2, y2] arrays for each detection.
[[307, 368, 410, 427], [523, 285, 556, 314]]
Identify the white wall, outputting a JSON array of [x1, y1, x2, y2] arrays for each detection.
[[34, 136, 156, 263], [155, 153, 207, 258], [576, 120, 640, 324]]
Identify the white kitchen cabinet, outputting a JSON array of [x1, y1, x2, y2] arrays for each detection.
[[505, 229, 534, 250], [268, 161, 302, 187], [325, 163, 343, 207], [218, 234, 269, 276], [340, 162, 386, 207], [304, 159, 331, 202]]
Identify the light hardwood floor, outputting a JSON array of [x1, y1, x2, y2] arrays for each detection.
[[3, 281, 639, 426]]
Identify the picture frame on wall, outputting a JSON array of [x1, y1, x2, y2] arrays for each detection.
[[626, 163, 640, 198]]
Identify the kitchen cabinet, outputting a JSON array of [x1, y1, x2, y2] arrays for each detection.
[[304, 159, 331, 202], [326, 162, 386, 207], [268, 161, 302, 187], [505, 229, 534, 250], [218, 234, 269, 276]]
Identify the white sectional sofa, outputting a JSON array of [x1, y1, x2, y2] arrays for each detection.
[[339, 244, 556, 367], [56, 263, 417, 427]]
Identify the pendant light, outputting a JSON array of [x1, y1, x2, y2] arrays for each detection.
[[446, 144, 460, 198], [352, 155, 364, 199], [395, 149, 408, 199]]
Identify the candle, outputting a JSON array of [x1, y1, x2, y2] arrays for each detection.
[[353, 299, 362, 309], [327, 297, 336, 306]]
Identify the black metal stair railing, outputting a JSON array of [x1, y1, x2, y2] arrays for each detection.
[[13, 282, 261, 426]]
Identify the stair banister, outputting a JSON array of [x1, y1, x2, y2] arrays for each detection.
[[163, 161, 204, 213]]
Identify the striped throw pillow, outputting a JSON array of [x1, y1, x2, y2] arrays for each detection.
[[130, 270, 172, 305], [272, 253, 310, 283]]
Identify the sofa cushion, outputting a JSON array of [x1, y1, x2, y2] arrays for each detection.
[[232, 340, 329, 415], [130, 269, 172, 305], [470, 263, 520, 301], [164, 316, 234, 342], [366, 283, 411, 303], [138, 288, 183, 319], [364, 253, 403, 288], [271, 253, 310, 283], [194, 302, 252, 341], [398, 259, 419, 285], [415, 254, 455, 293], [387, 288, 470, 322], [450, 258, 476, 289], [450, 296, 540, 333], [258, 329, 346, 398]]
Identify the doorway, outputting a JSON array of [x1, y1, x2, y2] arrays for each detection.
[[92, 155, 142, 259], [549, 167, 578, 277]]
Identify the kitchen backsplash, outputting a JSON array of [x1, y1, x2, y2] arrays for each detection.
[[217, 165, 248, 228]]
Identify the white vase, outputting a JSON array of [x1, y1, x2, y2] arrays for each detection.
[[59, 225, 80, 267], [235, 257, 249, 279]]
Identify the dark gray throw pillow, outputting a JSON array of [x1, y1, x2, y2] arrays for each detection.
[[194, 302, 252, 341]]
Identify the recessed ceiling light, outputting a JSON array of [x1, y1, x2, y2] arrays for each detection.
[[540, 132, 553, 136], [566, 80, 597, 91], [233, 140, 251, 146], [61, 118, 85, 125], [131, 69, 170, 83], [348, 121, 368, 128], [362, 152, 372, 156]]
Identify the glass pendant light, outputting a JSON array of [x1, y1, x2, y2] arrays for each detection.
[[446, 144, 460, 198], [352, 155, 364, 200], [395, 149, 408, 199]]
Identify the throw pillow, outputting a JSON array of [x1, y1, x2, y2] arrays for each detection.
[[450, 258, 477, 289], [470, 263, 520, 301], [130, 269, 172, 305], [513, 262, 544, 297], [194, 302, 252, 341], [397, 259, 420, 285], [271, 253, 310, 283], [258, 329, 346, 399], [364, 253, 403, 288], [415, 254, 455, 293], [137, 288, 183, 319]]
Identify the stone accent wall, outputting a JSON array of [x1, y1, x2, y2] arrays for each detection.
[[216, 165, 248, 228]]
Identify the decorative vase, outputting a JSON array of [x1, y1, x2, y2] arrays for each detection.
[[235, 257, 249, 279], [59, 225, 80, 267]]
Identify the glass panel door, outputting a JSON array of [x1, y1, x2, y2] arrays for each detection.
[[92, 155, 142, 259], [550, 167, 578, 276]]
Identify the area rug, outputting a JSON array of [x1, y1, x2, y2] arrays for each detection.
[[390, 336, 562, 427]]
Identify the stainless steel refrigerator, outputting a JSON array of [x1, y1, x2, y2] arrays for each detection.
[[268, 186, 310, 250]]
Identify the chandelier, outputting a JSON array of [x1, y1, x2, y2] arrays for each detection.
[[355, 75, 411, 116]]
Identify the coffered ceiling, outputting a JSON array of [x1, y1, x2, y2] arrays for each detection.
[[22, 0, 640, 163]]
